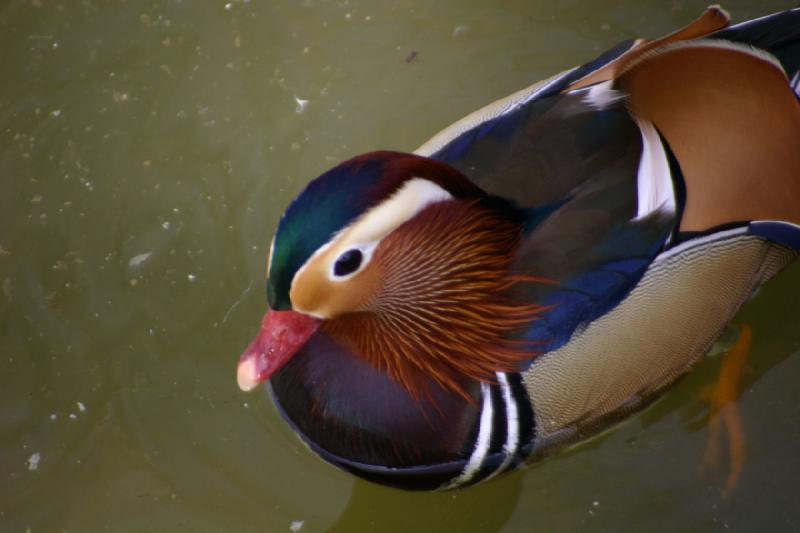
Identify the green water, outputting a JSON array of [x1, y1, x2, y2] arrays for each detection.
[[2, 1, 799, 531]]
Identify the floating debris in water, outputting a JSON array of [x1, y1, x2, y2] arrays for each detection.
[[452, 25, 470, 38], [128, 252, 153, 267], [27, 453, 41, 471], [50, 413, 57, 421], [223, 280, 253, 323], [77, 401, 86, 412], [294, 96, 309, 113], [290, 520, 304, 532], [404, 50, 418, 64], [69, 413, 77, 420], [187, 274, 198, 283], [50, 109, 61, 118], [588, 500, 601, 517], [162, 221, 171, 230]]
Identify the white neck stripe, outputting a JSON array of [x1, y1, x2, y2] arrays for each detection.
[[485, 372, 519, 481]]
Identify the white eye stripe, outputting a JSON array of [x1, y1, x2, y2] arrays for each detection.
[[290, 177, 453, 294], [342, 178, 453, 245]]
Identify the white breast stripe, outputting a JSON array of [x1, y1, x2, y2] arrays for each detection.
[[634, 117, 675, 219], [442, 382, 493, 489], [484, 373, 519, 481]]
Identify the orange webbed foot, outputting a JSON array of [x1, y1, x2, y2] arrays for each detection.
[[700, 323, 752, 497]]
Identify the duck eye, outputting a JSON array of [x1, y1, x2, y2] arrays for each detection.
[[333, 249, 363, 277]]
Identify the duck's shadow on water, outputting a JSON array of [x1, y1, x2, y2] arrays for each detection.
[[330, 472, 524, 533]]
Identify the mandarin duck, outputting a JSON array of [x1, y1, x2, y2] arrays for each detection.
[[237, 7, 800, 490]]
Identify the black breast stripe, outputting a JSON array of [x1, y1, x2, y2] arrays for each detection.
[[507, 372, 535, 467]]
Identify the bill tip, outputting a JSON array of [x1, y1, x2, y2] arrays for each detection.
[[237, 357, 261, 392]]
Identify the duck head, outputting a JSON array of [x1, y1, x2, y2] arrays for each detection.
[[238, 151, 546, 400]]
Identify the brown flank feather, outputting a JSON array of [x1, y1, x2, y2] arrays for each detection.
[[323, 200, 549, 402]]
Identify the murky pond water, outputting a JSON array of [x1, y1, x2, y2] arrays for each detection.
[[2, 1, 799, 531]]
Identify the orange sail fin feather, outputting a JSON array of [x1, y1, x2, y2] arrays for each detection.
[[566, 6, 731, 91], [324, 200, 549, 402], [617, 41, 800, 231]]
